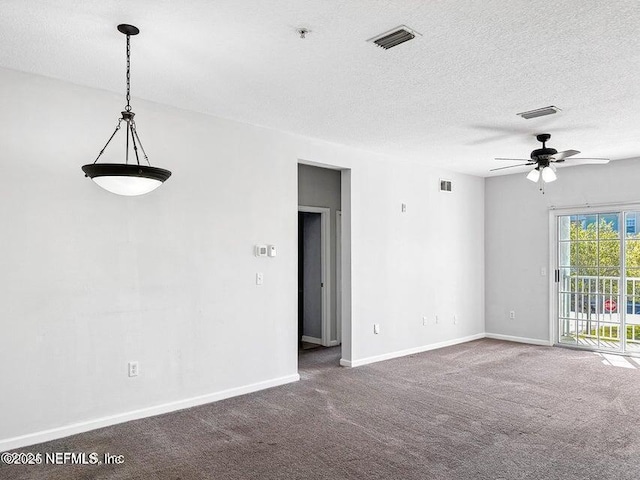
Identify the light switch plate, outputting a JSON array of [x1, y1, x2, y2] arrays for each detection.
[[128, 361, 139, 377]]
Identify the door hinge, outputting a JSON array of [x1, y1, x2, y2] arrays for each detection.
[[555, 269, 560, 283]]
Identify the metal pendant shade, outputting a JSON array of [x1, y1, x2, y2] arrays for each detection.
[[82, 24, 171, 196], [81, 164, 171, 196]]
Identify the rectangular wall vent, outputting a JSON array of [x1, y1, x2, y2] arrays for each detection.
[[440, 180, 452, 192], [367, 25, 421, 50], [516, 106, 561, 119]]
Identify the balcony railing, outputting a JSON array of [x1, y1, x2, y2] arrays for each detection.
[[559, 275, 640, 348]]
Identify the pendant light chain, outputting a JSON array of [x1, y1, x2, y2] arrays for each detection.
[[125, 34, 132, 112], [129, 122, 140, 165], [125, 115, 130, 164], [131, 120, 152, 166], [92, 118, 123, 164]]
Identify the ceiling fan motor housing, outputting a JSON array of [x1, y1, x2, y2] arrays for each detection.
[[531, 147, 557, 161], [531, 133, 556, 161]]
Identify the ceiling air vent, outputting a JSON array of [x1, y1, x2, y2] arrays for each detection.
[[440, 180, 452, 192], [367, 25, 421, 50], [516, 106, 561, 119]]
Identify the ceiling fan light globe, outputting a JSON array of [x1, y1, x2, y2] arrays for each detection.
[[541, 166, 557, 183], [526, 168, 540, 182]]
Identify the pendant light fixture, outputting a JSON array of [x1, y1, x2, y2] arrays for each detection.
[[82, 24, 171, 196]]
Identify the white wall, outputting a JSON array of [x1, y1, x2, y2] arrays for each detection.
[[485, 157, 640, 342], [0, 67, 485, 449], [351, 164, 485, 361]]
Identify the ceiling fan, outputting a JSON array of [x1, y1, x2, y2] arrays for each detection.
[[491, 133, 610, 189]]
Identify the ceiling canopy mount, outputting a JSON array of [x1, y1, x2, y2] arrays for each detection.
[[117, 24, 139, 36]]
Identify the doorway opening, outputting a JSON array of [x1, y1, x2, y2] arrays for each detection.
[[298, 163, 347, 368]]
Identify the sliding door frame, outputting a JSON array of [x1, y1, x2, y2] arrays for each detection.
[[549, 202, 640, 354]]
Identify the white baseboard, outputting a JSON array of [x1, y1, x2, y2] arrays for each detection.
[[302, 337, 339, 347], [1, 332, 552, 450], [485, 332, 552, 346], [301, 335, 323, 345], [344, 333, 486, 368], [0, 373, 300, 452]]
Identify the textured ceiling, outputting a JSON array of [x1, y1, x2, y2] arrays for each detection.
[[2, 0, 640, 176]]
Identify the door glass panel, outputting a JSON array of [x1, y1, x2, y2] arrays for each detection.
[[627, 327, 640, 352], [599, 267, 620, 278], [593, 294, 621, 323], [559, 319, 577, 344], [597, 274, 620, 301], [598, 323, 621, 350], [627, 296, 640, 314], [557, 213, 624, 352], [598, 241, 620, 267], [559, 293, 574, 319], [625, 212, 640, 239], [559, 216, 572, 241], [599, 214, 620, 239], [575, 242, 598, 267], [570, 215, 597, 241], [559, 242, 571, 267], [626, 240, 640, 268], [577, 320, 596, 347], [626, 296, 640, 351], [626, 269, 640, 293]]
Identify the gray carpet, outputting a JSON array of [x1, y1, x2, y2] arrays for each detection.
[[3, 339, 640, 479]]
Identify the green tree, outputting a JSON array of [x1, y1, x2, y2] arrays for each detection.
[[569, 218, 640, 296]]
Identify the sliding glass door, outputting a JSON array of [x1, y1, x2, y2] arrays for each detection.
[[557, 210, 640, 353]]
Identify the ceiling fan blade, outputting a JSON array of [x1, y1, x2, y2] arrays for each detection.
[[490, 163, 535, 172], [557, 158, 610, 166], [494, 158, 531, 161], [552, 149, 580, 160]]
